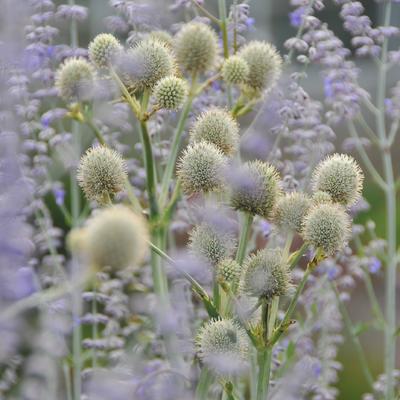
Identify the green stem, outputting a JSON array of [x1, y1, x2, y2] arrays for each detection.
[[196, 367, 213, 400], [159, 73, 198, 208], [235, 213, 253, 265], [331, 282, 374, 388], [86, 119, 106, 146]]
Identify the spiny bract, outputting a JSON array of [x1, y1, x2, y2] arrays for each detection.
[[196, 319, 249, 377], [312, 190, 333, 205], [154, 76, 188, 110], [222, 55, 249, 85], [178, 141, 227, 194], [129, 38, 175, 90], [173, 22, 218, 73], [312, 153, 364, 206], [85, 205, 149, 270], [88, 33, 122, 68], [302, 202, 351, 255], [190, 108, 240, 156], [189, 223, 236, 266], [55, 57, 95, 102], [241, 248, 291, 299], [238, 41, 282, 95], [230, 160, 281, 218], [274, 192, 311, 233], [77, 146, 127, 205]]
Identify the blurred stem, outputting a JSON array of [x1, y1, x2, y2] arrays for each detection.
[[196, 367, 213, 400], [330, 282, 374, 388], [288, 242, 308, 270], [91, 285, 98, 369], [190, 0, 221, 24], [159, 72, 198, 208], [235, 213, 253, 265]]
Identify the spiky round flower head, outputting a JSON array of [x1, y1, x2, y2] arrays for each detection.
[[312, 191, 333, 205], [67, 227, 87, 255], [178, 142, 227, 195], [238, 41, 282, 94], [77, 146, 127, 205], [153, 76, 188, 110], [55, 57, 95, 102], [241, 248, 291, 299], [88, 33, 122, 68], [197, 319, 249, 377], [190, 108, 240, 156], [148, 30, 173, 48], [312, 154, 364, 206], [189, 223, 236, 266], [129, 38, 174, 90], [274, 192, 311, 233], [173, 22, 218, 73], [222, 55, 249, 85], [217, 258, 241, 286], [85, 205, 149, 270], [302, 203, 351, 255], [230, 160, 281, 218]]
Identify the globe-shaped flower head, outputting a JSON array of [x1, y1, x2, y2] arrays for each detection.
[[217, 259, 241, 286], [238, 41, 282, 95], [77, 146, 127, 205], [178, 142, 227, 195], [241, 248, 291, 300], [230, 160, 280, 218], [88, 33, 122, 68], [190, 108, 240, 156], [189, 222, 236, 266], [128, 39, 175, 90], [197, 319, 249, 377], [173, 22, 218, 73], [55, 57, 95, 102], [274, 192, 311, 233], [222, 55, 249, 85], [312, 154, 364, 206], [154, 76, 188, 110], [85, 205, 149, 270], [302, 203, 351, 255]]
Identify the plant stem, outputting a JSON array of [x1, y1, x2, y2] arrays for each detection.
[[196, 367, 213, 400], [159, 73, 198, 208], [235, 213, 253, 265], [331, 282, 374, 388]]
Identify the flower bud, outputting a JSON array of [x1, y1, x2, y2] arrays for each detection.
[[173, 22, 218, 73], [302, 203, 351, 255], [88, 33, 122, 68], [217, 259, 241, 286], [154, 76, 188, 110], [230, 160, 280, 218], [178, 142, 227, 194], [197, 319, 249, 377], [241, 248, 290, 300], [312, 153, 364, 206], [85, 205, 149, 270], [77, 146, 127, 205], [190, 108, 240, 156], [273, 192, 311, 233], [222, 55, 249, 85], [55, 57, 95, 102]]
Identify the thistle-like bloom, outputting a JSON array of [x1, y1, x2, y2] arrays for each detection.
[[230, 160, 280, 218], [238, 41, 282, 94], [85, 205, 149, 270], [189, 223, 236, 266], [173, 22, 218, 73], [222, 55, 249, 85], [274, 192, 311, 233], [154, 76, 188, 110], [312, 154, 364, 206], [312, 191, 333, 205], [217, 258, 241, 286], [88, 33, 122, 68], [190, 108, 240, 156], [196, 319, 249, 377], [55, 57, 95, 102], [148, 30, 173, 47], [241, 248, 291, 299], [178, 142, 227, 194], [77, 146, 127, 205], [302, 203, 351, 255], [129, 39, 175, 90]]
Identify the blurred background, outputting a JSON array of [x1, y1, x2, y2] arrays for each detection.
[[45, 0, 400, 398]]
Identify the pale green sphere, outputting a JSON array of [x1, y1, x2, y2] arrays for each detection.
[[217, 258, 241, 286], [222, 55, 249, 85], [88, 33, 122, 68], [154, 76, 188, 110]]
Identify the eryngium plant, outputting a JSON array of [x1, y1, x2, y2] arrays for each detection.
[[2, 1, 398, 400]]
